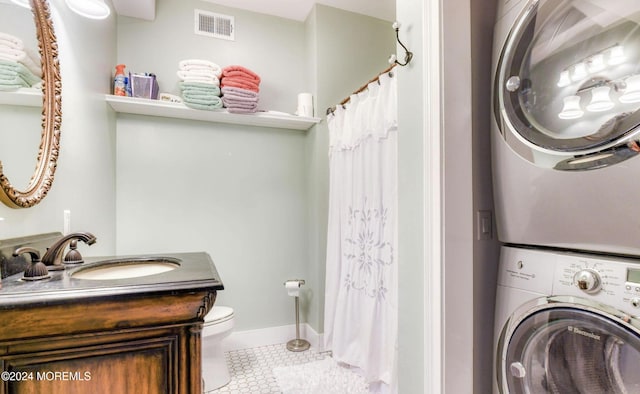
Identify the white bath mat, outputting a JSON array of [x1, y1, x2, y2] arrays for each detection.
[[273, 357, 370, 394]]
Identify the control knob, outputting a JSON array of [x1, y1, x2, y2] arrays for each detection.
[[573, 269, 601, 294]]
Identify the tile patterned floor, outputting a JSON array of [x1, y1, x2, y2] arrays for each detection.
[[207, 343, 329, 393]]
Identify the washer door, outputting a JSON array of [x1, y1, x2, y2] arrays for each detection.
[[494, 0, 640, 170], [497, 296, 640, 393]]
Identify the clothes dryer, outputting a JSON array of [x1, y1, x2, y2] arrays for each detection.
[[494, 246, 640, 393], [491, 0, 640, 255]]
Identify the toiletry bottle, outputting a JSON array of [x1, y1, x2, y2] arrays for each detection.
[[114, 64, 126, 96], [124, 74, 132, 97]]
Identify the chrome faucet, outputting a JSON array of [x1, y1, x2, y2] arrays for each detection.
[[41, 232, 97, 269]]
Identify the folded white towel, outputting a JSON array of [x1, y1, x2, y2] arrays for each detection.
[[178, 59, 222, 77], [180, 64, 222, 77], [177, 69, 219, 80], [0, 39, 22, 51], [0, 32, 24, 50], [181, 76, 220, 86], [176, 71, 220, 86], [0, 45, 23, 58]]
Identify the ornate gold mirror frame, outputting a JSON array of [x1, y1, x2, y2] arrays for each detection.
[[0, 0, 61, 208]]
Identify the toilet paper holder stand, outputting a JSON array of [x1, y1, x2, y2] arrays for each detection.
[[284, 279, 310, 352]]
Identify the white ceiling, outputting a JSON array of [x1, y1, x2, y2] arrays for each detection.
[[111, 0, 395, 22], [110, 0, 156, 20], [202, 0, 396, 22]]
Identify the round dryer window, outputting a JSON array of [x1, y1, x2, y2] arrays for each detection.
[[497, 299, 640, 393], [495, 0, 640, 169]]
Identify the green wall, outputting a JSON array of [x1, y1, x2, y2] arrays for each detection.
[[116, 1, 394, 332]]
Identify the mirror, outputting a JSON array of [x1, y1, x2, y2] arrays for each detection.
[[0, 2, 42, 194], [0, 0, 61, 208]]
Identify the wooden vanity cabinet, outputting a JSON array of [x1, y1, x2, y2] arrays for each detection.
[[0, 289, 216, 394]]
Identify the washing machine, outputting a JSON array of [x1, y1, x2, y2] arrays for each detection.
[[491, 0, 640, 256], [494, 245, 640, 393]]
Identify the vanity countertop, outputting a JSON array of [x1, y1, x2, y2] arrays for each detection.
[[0, 252, 224, 307]]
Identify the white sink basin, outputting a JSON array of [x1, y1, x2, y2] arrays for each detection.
[[71, 257, 180, 280]]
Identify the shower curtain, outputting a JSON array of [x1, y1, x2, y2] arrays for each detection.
[[324, 71, 398, 391]]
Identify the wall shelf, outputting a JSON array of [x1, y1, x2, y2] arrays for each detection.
[[105, 95, 322, 131], [0, 88, 42, 107]]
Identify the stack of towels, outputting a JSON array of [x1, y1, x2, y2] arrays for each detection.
[[220, 65, 260, 113], [177, 59, 223, 110], [0, 32, 41, 91]]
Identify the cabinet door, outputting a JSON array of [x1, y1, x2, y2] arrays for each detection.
[[2, 336, 178, 394]]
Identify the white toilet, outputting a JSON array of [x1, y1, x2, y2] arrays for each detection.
[[202, 306, 235, 392]]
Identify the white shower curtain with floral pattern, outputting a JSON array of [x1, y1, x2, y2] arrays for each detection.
[[324, 71, 398, 392]]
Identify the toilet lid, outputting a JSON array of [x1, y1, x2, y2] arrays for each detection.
[[204, 306, 234, 324]]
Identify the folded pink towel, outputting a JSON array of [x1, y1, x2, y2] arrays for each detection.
[[221, 86, 258, 99], [223, 97, 259, 107], [227, 106, 258, 114], [222, 65, 261, 83], [221, 78, 260, 93], [223, 70, 261, 83], [221, 83, 259, 115], [223, 100, 257, 109]]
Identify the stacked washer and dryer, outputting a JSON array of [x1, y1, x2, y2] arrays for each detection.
[[491, 0, 640, 392]]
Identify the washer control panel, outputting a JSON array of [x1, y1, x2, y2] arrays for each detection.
[[554, 252, 640, 315], [500, 246, 640, 316]]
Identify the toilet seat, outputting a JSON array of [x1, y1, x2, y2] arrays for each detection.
[[204, 306, 234, 326]]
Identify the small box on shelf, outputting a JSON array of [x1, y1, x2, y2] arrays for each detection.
[[130, 73, 159, 100]]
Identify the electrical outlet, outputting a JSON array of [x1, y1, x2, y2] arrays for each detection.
[[63, 210, 71, 235]]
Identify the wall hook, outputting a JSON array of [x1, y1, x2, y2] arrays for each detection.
[[388, 21, 414, 66]]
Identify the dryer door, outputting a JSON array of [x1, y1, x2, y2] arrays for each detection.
[[495, 0, 640, 170], [497, 296, 640, 393]]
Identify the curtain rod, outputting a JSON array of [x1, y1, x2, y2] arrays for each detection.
[[325, 21, 413, 116], [326, 64, 397, 116]]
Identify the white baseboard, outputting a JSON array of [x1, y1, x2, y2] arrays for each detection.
[[223, 323, 325, 352]]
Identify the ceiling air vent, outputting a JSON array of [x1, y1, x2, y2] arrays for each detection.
[[195, 9, 234, 41]]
